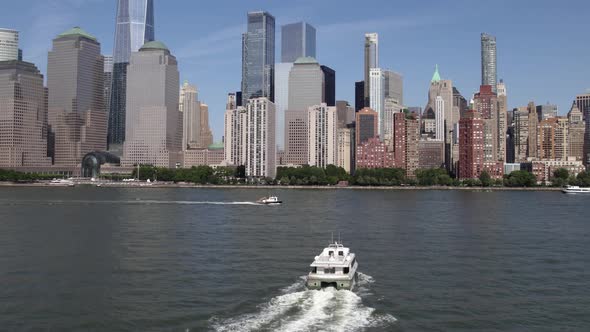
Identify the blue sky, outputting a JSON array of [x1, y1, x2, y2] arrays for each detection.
[[2, 0, 589, 141]]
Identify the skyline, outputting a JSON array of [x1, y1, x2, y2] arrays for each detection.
[[1, 0, 589, 141]]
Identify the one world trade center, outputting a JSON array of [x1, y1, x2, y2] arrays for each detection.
[[108, 0, 155, 153]]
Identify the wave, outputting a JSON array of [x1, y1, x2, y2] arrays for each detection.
[[210, 273, 396, 332]]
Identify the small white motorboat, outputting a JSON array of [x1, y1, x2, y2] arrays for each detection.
[[257, 196, 282, 205]]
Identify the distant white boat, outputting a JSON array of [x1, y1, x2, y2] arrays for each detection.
[[562, 186, 590, 194], [257, 196, 282, 205], [49, 179, 75, 187]]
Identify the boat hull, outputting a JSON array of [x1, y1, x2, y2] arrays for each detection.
[[306, 272, 357, 291]]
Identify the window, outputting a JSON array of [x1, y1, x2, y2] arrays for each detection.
[[343, 267, 349, 274], [338, 251, 344, 256], [324, 267, 335, 274]]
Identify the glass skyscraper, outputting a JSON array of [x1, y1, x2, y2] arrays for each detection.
[[481, 33, 497, 93], [109, 0, 155, 151], [241, 11, 275, 103], [281, 22, 316, 63]]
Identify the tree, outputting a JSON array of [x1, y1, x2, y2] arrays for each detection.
[[553, 168, 569, 180], [479, 171, 492, 187], [504, 170, 537, 187], [576, 171, 590, 187]]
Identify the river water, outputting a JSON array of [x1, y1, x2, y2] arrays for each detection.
[[0, 187, 588, 331]]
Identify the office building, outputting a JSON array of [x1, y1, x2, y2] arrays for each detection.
[[199, 103, 213, 148], [497, 80, 508, 161], [103, 55, 113, 117], [244, 97, 276, 178], [369, 68, 385, 137], [321, 65, 335, 106], [109, 0, 155, 150], [536, 103, 558, 121], [424, 65, 454, 147], [481, 33, 497, 93], [0, 60, 52, 168], [122, 41, 181, 167], [47, 27, 107, 166], [242, 11, 275, 102], [568, 102, 585, 162], [355, 107, 378, 147], [435, 96, 445, 141], [337, 126, 354, 173], [363, 33, 378, 106], [473, 85, 498, 163], [274, 62, 293, 148], [308, 103, 337, 168], [575, 93, 590, 164], [513, 107, 530, 162], [0, 28, 19, 61], [285, 56, 323, 165], [383, 70, 403, 105], [382, 97, 403, 142], [281, 22, 316, 63], [224, 93, 247, 166], [180, 82, 201, 150], [336, 100, 355, 128], [355, 81, 364, 112]]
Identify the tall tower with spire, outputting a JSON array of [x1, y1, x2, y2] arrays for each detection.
[[424, 65, 454, 166], [109, 0, 155, 154]]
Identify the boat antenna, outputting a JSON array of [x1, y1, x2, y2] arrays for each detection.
[[338, 232, 341, 244], [331, 232, 333, 244]]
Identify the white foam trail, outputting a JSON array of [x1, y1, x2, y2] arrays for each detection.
[[211, 274, 397, 332], [0, 199, 262, 206]]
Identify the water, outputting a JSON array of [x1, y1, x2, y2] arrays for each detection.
[[0, 187, 589, 331]]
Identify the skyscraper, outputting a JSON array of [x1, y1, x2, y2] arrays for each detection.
[[308, 103, 338, 168], [122, 41, 181, 168], [424, 65, 454, 165], [536, 103, 558, 121], [355, 81, 364, 112], [109, 0, 155, 150], [103, 55, 113, 118], [496, 80, 508, 161], [473, 85, 499, 163], [224, 94, 247, 166], [575, 93, 590, 165], [568, 102, 585, 162], [244, 98, 276, 178], [285, 56, 323, 165], [47, 27, 107, 166], [320, 65, 335, 107], [0, 28, 19, 61], [481, 33, 497, 93], [274, 62, 293, 148], [369, 68, 384, 137], [199, 103, 213, 148], [435, 96, 445, 141], [180, 82, 201, 150], [242, 11, 275, 103], [0, 60, 52, 168], [364, 33, 378, 106], [383, 70, 403, 105], [281, 22, 316, 63], [393, 112, 419, 178]]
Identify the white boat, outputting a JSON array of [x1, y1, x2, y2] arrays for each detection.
[[257, 196, 282, 205], [49, 179, 75, 187], [306, 241, 358, 290], [562, 185, 590, 194]]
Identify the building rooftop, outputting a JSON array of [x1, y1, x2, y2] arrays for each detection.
[[140, 41, 169, 52], [294, 56, 318, 64], [208, 142, 224, 150], [57, 27, 97, 41]]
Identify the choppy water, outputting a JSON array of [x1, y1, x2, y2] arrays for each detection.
[[0, 187, 589, 331]]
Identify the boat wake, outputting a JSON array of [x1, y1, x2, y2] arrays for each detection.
[[210, 273, 396, 332], [0, 199, 262, 206]]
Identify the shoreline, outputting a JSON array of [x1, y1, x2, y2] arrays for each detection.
[[0, 182, 563, 191]]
